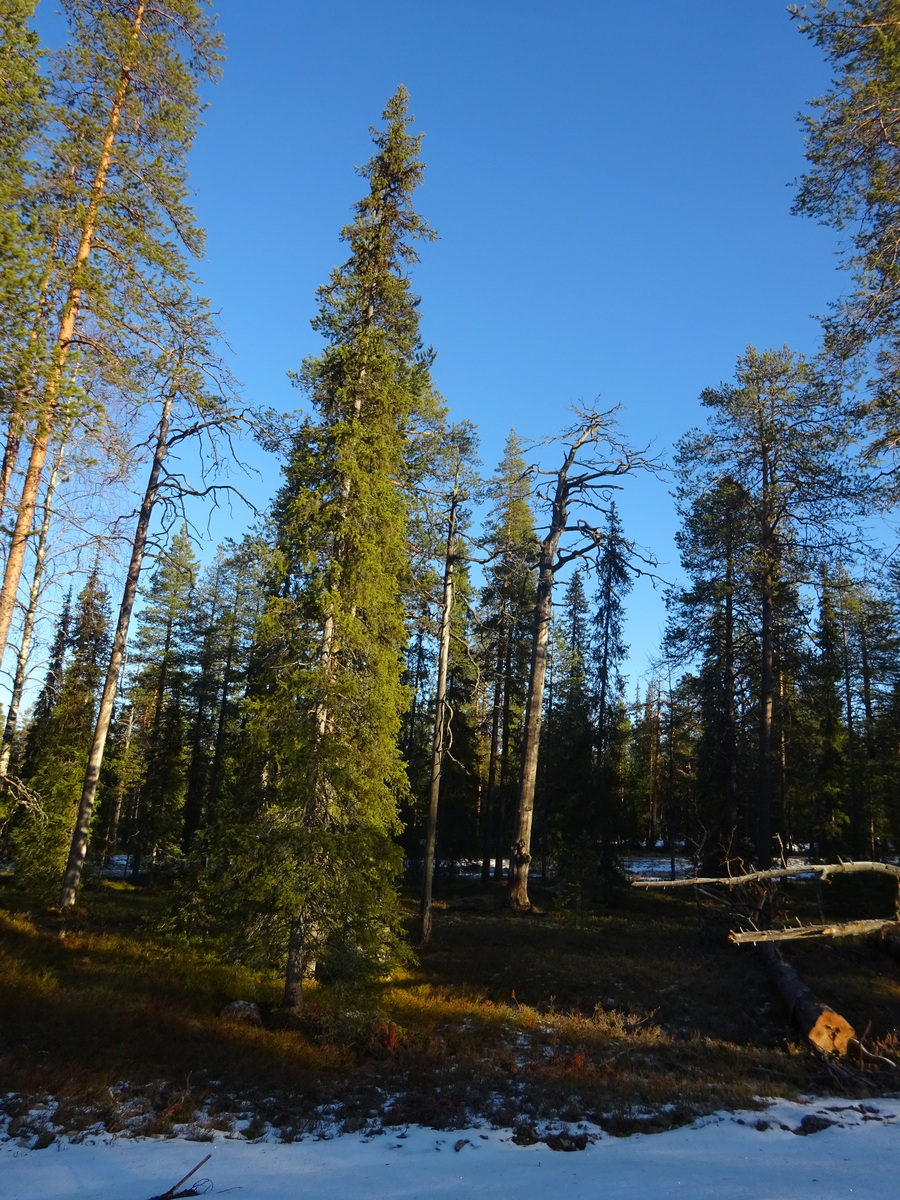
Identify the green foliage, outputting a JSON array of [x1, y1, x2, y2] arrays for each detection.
[[539, 570, 594, 861], [0, 2, 47, 395], [118, 527, 199, 870], [203, 89, 439, 1007], [793, 1, 900, 432], [13, 570, 109, 896], [477, 432, 538, 873]]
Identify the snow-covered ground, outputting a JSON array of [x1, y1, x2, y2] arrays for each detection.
[[2, 1098, 898, 1200]]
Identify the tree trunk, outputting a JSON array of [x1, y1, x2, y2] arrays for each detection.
[[758, 572, 775, 869], [758, 942, 856, 1055], [0, 436, 67, 775], [418, 484, 458, 944], [0, 1, 146, 665], [59, 379, 173, 909], [480, 637, 504, 883], [508, 530, 561, 909], [282, 911, 317, 1011]]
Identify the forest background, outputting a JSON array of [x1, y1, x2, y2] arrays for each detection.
[[4, 0, 900, 1023], [27, 0, 852, 678]]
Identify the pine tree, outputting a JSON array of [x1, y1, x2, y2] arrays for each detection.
[[675, 347, 855, 867], [792, 2, 900, 425], [210, 88, 440, 1009], [418, 423, 479, 944], [0, 0, 222, 665], [507, 409, 652, 911]]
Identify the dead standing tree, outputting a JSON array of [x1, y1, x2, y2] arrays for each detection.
[[508, 407, 657, 911]]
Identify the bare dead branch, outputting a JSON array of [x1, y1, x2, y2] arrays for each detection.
[[731, 918, 899, 944], [633, 861, 900, 888]]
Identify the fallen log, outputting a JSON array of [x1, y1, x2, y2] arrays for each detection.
[[731, 918, 898, 944], [759, 943, 896, 1067], [634, 861, 900, 889], [759, 942, 856, 1055]]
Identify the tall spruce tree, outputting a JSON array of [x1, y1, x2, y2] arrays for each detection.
[[666, 477, 755, 868], [591, 502, 633, 874], [211, 88, 440, 1009], [538, 569, 594, 880]]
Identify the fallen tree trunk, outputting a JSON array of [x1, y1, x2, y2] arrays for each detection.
[[763, 940, 859, 1056], [635, 861, 900, 890], [758, 943, 896, 1067], [758, 943, 856, 1055], [731, 919, 897, 944]]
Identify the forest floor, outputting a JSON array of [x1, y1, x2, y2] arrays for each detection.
[[0, 866, 898, 1148]]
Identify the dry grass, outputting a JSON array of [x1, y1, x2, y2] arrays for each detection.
[[0, 872, 897, 1145]]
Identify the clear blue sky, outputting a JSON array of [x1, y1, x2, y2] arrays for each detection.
[[39, 1, 844, 685]]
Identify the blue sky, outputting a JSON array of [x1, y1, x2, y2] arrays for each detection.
[[40, 1, 846, 684]]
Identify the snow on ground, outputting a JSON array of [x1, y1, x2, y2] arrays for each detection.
[[2, 1098, 899, 1200]]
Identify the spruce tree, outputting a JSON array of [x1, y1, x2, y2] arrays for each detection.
[[591, 502, 633, 874], [477, 432, 538, 881], [13, 570, 109, 894], [666, 477, 755, 868], [120, 526, 198, 876], [212, 88, 440, 1009], [538, 569, 594, 883]]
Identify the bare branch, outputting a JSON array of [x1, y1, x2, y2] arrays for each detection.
[[634, 860, 900, 888]]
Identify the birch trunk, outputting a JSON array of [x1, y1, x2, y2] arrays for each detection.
[[59, 378, 172, 909], [417, 482, 458, 944]]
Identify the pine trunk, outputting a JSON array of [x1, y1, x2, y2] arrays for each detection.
[[0, 438, 67, 776], [508, 542, 557, 910], [0, 2, 145, 664]]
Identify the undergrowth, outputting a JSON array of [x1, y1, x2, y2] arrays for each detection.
[[0, 874, 897, 1147]]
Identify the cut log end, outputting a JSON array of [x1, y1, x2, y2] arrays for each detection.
[[807, 1008, 856, 1056]]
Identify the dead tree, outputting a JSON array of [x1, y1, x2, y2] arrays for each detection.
[[508, 406, 657, 911]]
